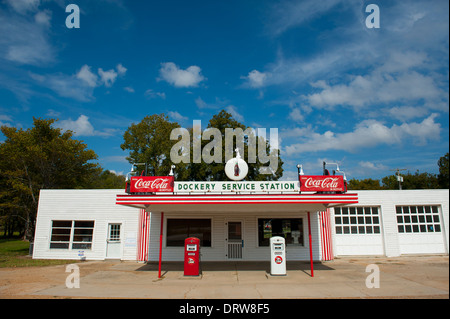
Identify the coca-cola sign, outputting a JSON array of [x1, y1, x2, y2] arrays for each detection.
[[299, 175, 345, 192], [129, 176, 174, 193]]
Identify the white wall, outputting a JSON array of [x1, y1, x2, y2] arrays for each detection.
[[33, 189, 138, 261], [332, 189, 449, 257], [33, 189, 449, 261]]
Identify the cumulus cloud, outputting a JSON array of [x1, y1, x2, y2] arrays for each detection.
[[57, 115, 117, 137], [29, 63, 127, 101], [242, 70, 270, 88], [158, 62, 205, 88], [284, 114, 441, 156], [76, 65, 98, 88]]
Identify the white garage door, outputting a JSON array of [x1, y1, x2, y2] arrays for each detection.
[[396, 205, 447, 255], [334, 206, 384, 256]]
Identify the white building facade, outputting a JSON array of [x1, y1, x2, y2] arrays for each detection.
[[33, 187, 449, 262]]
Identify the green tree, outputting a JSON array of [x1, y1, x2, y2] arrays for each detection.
[[121, 114, 180, 176], [0, 118, 100, 240], [121, 110, 284, 181], [207, 110, 283, 181], [347, 178, 382, 190], [381, 170, 439, 190], [88, 170, 126, 189], [438, 153, 449, 189]]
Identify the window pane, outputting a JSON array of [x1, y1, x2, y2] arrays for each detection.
[[52, 221, 72, 228], [258, 219, 303, 246], [167, 219, 211, 247]]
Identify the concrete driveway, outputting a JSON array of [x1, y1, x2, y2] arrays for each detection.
[[1, 255, 448, 299]]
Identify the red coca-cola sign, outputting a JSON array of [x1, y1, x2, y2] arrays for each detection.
[[299, 175, 345, 192], [129, 176, 174, 193]]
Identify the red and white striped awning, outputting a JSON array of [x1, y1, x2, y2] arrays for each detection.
[[116, 193, 358, 212]]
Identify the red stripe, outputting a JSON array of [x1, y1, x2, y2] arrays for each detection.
[[117, 200, 358, 205], [320, 209, 334, 261], [137, 210, 150, 262]]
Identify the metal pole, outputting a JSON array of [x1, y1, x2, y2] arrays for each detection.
[[158, 212, 164, 278], [307, 212, 314, 277]]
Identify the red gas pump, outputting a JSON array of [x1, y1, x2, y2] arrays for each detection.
[[184, 237, 200, 276]]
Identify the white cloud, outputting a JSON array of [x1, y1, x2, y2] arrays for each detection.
[[159, 62, 205, 88], [124, 87, 135, 93], [98, 68, 118, 87], [76, 65, 98, 88], [242, 70, 269, 88], [0, 114, 13, 127], [168, 111, 188, 122], [145, 89, 166, 99], [266, 0, 346, 36], [30, 63, 127, 101], [306, 70, 445, 110], [225, 105, 244, 122], [30, 71, 95, 102], [0, 5, 55, 65], [58, 115, 96, 136], [57, 115, 117, 137], [116, 64, 127, 75], [5, 0, 40, 14], [358, 161, 388, 171], [284, 114, 441, 156], [288, 107, 304, 123]]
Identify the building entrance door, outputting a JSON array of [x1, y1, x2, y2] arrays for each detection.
[[106, 223, 122, 259], [226, 221, 243, 259]]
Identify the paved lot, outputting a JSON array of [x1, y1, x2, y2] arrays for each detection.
[[0, 255, 448, 299]]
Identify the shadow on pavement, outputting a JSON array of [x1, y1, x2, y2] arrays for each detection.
[[136, 261, 335, 276]]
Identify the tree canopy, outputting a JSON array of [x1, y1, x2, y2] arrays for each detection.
[[121, 110, 284, 181], [0, 118, 114, 239]]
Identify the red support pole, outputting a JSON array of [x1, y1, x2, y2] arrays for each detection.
[[158, 212, 164, 278], [307, 211, 314, 277]]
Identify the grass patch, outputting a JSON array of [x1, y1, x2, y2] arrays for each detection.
[[0, 238, 77, 268]]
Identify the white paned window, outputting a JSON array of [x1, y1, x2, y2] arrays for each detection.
[[396, 205, 441, 233], [335, 207, 381, 235]]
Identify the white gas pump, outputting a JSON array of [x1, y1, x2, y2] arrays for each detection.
[[270, 236, 286, 276]]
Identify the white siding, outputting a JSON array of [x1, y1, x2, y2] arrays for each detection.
[[33, 188, 449, 261], [33, 189, 138, 261], [332, 190, 449, 257]]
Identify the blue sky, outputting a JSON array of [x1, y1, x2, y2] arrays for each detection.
[[0, 0, 448, 181]]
